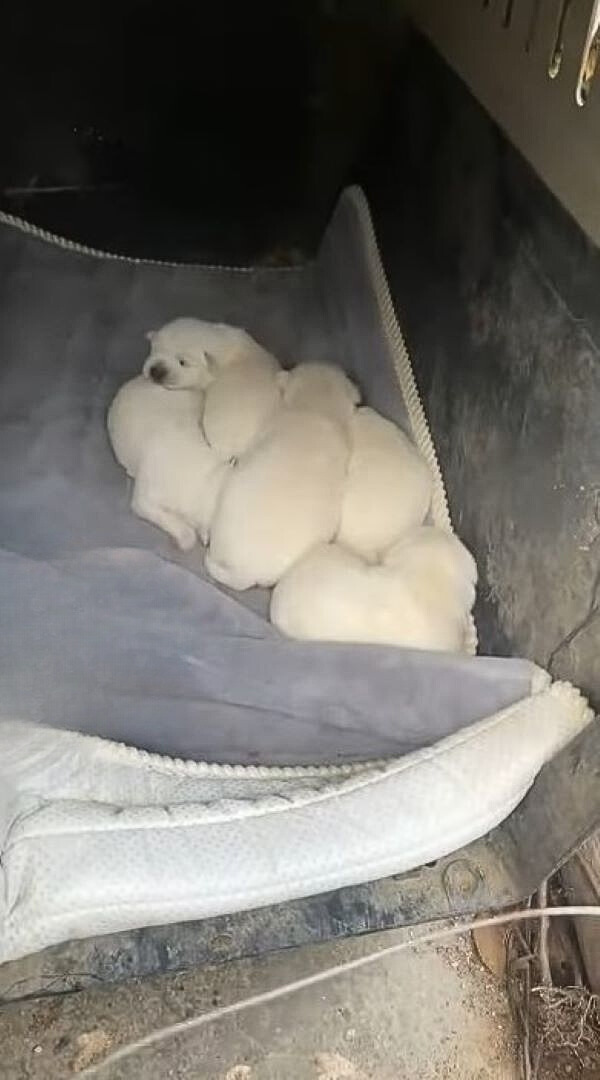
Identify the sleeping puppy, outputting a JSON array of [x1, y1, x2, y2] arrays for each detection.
[[107, 320, 220, 477], [132, 426, 231, 551], [107, 375, 207, 479], [206, 363, 360, 590], [279, 361, 359, 430], [109, 317, 276, 476], [337, 407, 433, 561], [202, 350, 282, 460], [271, 526, 477, 653]]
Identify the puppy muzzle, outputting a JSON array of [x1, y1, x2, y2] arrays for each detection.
[[149, 362, 168, 384]]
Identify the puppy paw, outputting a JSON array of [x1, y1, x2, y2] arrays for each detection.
[[205, 553, 252, 590], [175, 524, 198, 552]]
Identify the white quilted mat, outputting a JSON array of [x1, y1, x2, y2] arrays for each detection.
[[0, 680, 592, 963]]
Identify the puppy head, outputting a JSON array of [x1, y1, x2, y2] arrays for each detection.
[[142, 344, 214, 390], [146, 318, 258, 373], [278, 363, 360, 426]]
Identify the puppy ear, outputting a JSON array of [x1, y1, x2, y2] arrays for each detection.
[[276, 369, 290, 393], [145, 330, 155, 342], [348, 378, 361, 405], [204, 351, 219, 375]]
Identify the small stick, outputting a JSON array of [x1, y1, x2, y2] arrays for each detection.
[[537, 878, 553, 987]]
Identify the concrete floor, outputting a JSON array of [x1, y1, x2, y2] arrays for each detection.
[[1, 929, 519, 1079]]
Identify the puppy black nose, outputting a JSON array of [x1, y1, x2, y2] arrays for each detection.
[[150, 362, 167, 383]]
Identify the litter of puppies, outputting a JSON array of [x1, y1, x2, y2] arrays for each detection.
[[107, 318, 476, 652]]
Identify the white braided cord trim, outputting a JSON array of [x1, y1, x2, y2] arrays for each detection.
[[344, 186, 478, 655], [0, 208, 301, 273], [84, 726, 383, 781]]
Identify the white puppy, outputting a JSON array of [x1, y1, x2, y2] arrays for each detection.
[[107, 320, 218, 476], [146, 317, 283, 460], [279, 361, 360, 432], [107, 376, 205, 478], [206, 364, 360, 590], [141, 337, 215, 392], [202, 351, 282, 460], [132, 427, 231, 551], [146, 317, 278, 378], [271, 526, 477, 653], [337, 407, 433, 561]]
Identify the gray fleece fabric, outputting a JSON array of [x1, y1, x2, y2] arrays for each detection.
[[0, 193, 539, 764]]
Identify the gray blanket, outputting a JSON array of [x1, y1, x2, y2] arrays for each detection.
[[0, 193, 537, 764]]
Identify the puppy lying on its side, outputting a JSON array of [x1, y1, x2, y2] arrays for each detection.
[[108, 318, 285, 549], [109, 347, 228, 550], [206, 363, 360, 590], [271, 526, 477, 653], [107, 318, 225, 477], [132, 427, 231, 551], [107, 372, 208, 479], [337, 407, 433, 561]]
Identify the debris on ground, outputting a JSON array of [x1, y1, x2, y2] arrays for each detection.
[[529, 987, 600, 1079], [71, 1028, 112, 1072], [314, 1051, 368, 1079], [508, 874, 600, 1079]]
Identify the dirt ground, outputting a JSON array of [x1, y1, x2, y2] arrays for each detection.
[[0, 929, 519, 1079]]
